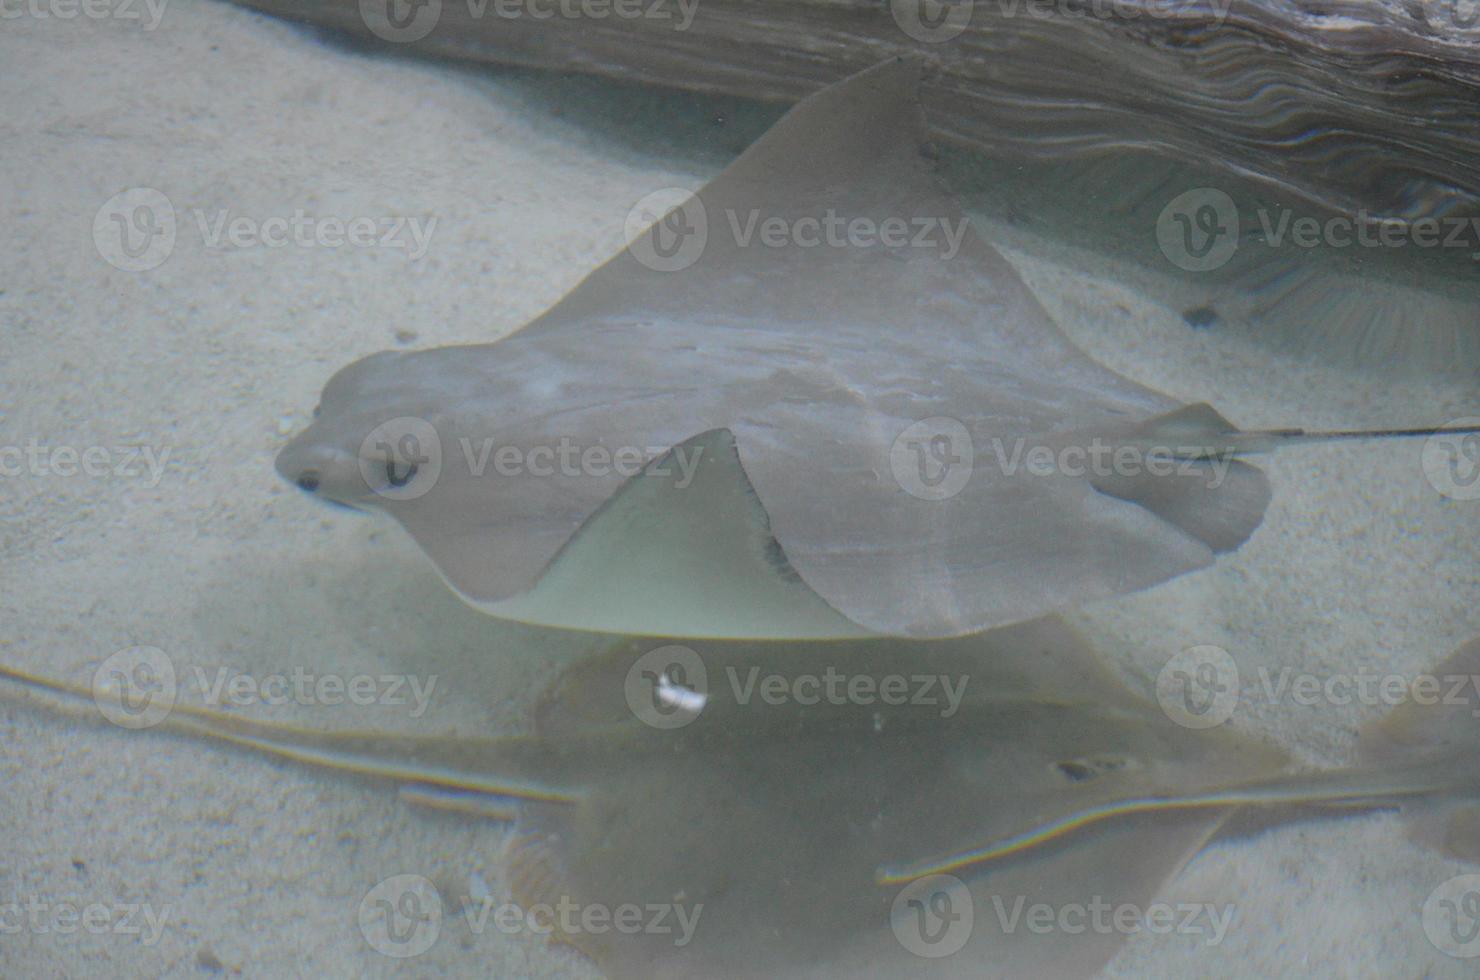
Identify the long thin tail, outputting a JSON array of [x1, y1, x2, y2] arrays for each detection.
[[0, 656, 585, 808], [880, 634, 1480, 885], [1235, 422, 1480, 453], [876, 761, 1458, 885], [1126, 403, 1480, 457]]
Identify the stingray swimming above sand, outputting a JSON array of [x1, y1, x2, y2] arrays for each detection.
[[3, 622, 1479, 977], [276, 58, 1476, 641]]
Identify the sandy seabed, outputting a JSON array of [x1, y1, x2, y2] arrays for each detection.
[[1, 3, 1477, 977]]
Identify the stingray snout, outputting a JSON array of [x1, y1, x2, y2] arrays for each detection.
[[275, 435, 366, 509]]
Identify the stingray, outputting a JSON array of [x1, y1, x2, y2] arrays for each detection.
[[276, 58, 1475, 640], [4, 623, 1480, 977]]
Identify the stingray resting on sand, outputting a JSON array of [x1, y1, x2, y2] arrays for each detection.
[[3, 623, 1479, 977], [276, 58, 1474, 640]]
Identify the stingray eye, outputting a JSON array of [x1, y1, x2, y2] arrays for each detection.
[[1054, 761, 1098, 783], [313, 404, 322, 419], [1053, 755, 1132, 783]]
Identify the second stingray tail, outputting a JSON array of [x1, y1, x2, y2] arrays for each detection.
[[879, 635, 1480, 886], [0, 654, 588, 812]]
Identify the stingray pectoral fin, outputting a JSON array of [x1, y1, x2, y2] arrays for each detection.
[[0, 656, 586, 807], [480, 428, 875, 639]]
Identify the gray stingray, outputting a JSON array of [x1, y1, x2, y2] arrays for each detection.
[[276, 58, 1474, 640], [5, 623, 1480, 977]]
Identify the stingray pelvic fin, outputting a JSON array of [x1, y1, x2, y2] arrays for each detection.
[[483, 428, 872, 639]]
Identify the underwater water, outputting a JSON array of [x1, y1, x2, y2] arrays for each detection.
[[1, 2, 1477, 978]]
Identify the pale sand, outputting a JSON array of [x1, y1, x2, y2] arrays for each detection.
[[1, 3, 1476, 977]]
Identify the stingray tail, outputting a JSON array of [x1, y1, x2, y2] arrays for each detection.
[[1123, 403, 1480, 457], [0, 655, 586, 811], [1094, 406, 1478, 550], [1231, 421, 1480, 454], [880, 636, 1480, 885]]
